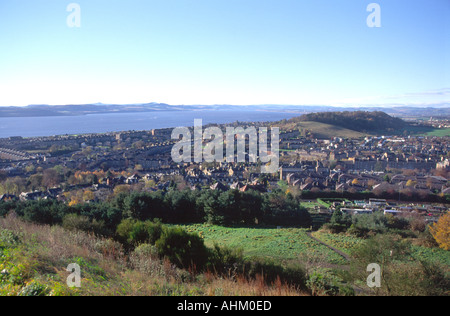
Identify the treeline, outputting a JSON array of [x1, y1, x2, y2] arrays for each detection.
[[290, 111, 407, 133], [0, 189, 311, 232]]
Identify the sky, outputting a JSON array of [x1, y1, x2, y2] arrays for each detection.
[[0, 0, 448, 107]]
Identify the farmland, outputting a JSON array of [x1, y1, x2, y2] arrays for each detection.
[[180, 224, 348, 265], [423, 128, 450, 137], [311, 231, 363, 256], [179, 222, 450, 271]]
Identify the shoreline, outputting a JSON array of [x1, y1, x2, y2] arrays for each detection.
[[0, 110, 296, 140]]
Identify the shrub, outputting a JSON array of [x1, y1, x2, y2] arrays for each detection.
[[0, 229, 21, 246], [18, 281, 50, 297], [206, 243, 244, 277], [323, 210, 352, 233], [306, 271, 340, 296], [155, 227, 209, 271], [129, 220, 163, 246], [409, 216, 427, 233], [116, 219, 163, 247], [62, 214, 106, 235]]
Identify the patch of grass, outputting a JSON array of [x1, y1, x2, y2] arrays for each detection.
[[422, 128, 450, 137], [410, 245, 450, 266], [180, 224, 347, 265], [280, 121, 368, 139], [311, 232, 364, 256]]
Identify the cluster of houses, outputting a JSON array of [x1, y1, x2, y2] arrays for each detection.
[[311, 197, 446, 223], [0, 187, 62, 202], [281, 131, 448, 171], [0, 121, 449, 208], [279, 160, 449, 195]]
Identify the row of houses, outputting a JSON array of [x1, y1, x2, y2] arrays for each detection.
[[0, 187, 63, 202]]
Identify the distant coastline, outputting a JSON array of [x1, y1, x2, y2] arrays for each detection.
[[1, 103, 449, 118], [0, 110, 300, 139]]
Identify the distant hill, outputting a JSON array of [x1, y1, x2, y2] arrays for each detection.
[[288, 111, 408, 134], [295, 121, 368, 139]]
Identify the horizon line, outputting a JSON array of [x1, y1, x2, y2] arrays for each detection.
[[1, 102, 449, 109]]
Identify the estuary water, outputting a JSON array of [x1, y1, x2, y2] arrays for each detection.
[[0, 110, 299, 138]]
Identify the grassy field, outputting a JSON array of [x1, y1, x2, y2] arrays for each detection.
[[311, 232, 364, 257], [423, 128, 450, 137], [277, 121, 369, 139], [180, 224, 347, 265], [312, 231, 450, 267]]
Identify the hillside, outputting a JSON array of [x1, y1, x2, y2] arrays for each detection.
[[287, 111, 408, 135], [295, 121, 368, 139], [0, 215, 307, 296]]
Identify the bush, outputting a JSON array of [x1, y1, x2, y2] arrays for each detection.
[[206, 243, 244, 276], [385, 214, 409, 230], [133, 243, 159, 259], [130, 220, 163, 246], [306, 271, 340, 296], [409, 216, 427, 233], [62, 214, 106, 235], [323, 210, 352, 233], [347, 224, 371, 238], [18, 281, 50, 297], [0, 229, 21, 246], [116, 219, 162, 247], [155, 227, 209, 271]]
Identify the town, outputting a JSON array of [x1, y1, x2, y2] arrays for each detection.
[[0, 114, 449, 222]]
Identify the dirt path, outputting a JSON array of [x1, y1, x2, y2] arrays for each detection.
[[306, 232, 370, 295], [306, 232, 351, 262]]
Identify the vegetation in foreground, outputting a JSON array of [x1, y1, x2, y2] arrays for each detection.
[[0, 215, 309, 296], [0, 189, 449, 296]]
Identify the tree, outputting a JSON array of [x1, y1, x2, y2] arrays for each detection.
[[429, 213, 450, 250], [277, 180, 289, 194], [82, 190, 95, 202], [405, 180, 416, 187], [42, 168, 61, 188], [113, 185, 131, 196], [327, 209, 352, 233]]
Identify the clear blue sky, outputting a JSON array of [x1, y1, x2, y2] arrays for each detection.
[[0, 0, 448, 107]]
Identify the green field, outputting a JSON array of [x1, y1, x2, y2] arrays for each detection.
[[423, 128, 450, 137], [312, 232, 364, 256], [179, 223, 450, 268], [179, 224, 347, 265], [312, 231, 450, 267]]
